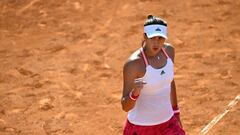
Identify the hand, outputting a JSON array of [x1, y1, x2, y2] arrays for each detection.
[[132, 78, 147, 96]]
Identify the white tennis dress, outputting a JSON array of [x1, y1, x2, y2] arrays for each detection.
[[128, 47, 174, 125]]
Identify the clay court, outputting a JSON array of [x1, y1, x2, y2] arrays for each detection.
[[0, 0, 239, 135]]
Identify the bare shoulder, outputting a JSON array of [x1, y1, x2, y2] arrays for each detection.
[[123, 49, 144, 76], [163, 43, 175, 62]]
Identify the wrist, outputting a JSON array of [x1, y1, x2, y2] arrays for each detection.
[[172, 105, 180, 115], [129, 90, 139, 101]]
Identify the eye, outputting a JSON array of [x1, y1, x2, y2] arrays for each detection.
[[149, 36, 165, 41], [150, 37, 158, 40], [158, 37, 165, 40]]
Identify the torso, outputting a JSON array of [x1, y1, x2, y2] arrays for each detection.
[[127, 43, 175, 125]]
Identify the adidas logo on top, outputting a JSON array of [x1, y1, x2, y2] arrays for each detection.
[[161, 70, 165, 75], [155, 28, 161, 31]]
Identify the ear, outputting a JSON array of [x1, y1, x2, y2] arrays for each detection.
[[143, 33, 148, 40]]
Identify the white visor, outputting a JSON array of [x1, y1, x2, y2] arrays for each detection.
[[144, 24, 167, 39]]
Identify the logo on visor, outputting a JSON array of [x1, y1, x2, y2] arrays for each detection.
[[155, 28, 161, 31]]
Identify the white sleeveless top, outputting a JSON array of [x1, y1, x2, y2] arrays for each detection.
[[128, 47, 174, 125]]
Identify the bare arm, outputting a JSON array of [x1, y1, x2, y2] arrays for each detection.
[[170, 79, 178, 107], [121, 55, 146, 112], [121, 61, 138, 112], [164, 44, 178, 106], [166, 44, 183, 127]]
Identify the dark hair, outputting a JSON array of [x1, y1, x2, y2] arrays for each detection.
[[144, 15, 167, 26]]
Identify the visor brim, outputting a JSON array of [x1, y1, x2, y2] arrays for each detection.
[[146, 33, 167, 39]]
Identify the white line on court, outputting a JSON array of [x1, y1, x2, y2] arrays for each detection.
[[200, 95, 240, 135]]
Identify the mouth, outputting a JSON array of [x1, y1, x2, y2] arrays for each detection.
[[153, 47, 159, 51]]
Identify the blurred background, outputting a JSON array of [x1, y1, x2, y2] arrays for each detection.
[[0, 0, 239, 134]]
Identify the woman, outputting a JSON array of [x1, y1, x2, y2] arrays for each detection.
[[121, 15, 186, 135]]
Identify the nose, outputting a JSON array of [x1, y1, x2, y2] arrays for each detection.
[[152, 37, 161, 43]]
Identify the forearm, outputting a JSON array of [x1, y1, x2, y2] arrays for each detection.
[[171, 80, 183, 127], [171, 80, 178, 107]]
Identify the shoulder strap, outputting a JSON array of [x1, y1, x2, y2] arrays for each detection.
[[161, 47, 169, 58], [140, 47, 149, 66]]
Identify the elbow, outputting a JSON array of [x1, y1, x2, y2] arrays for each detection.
[[121, 97, 134, 112], [121, 100, 130, 112], [122, 106, 130, 112]]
